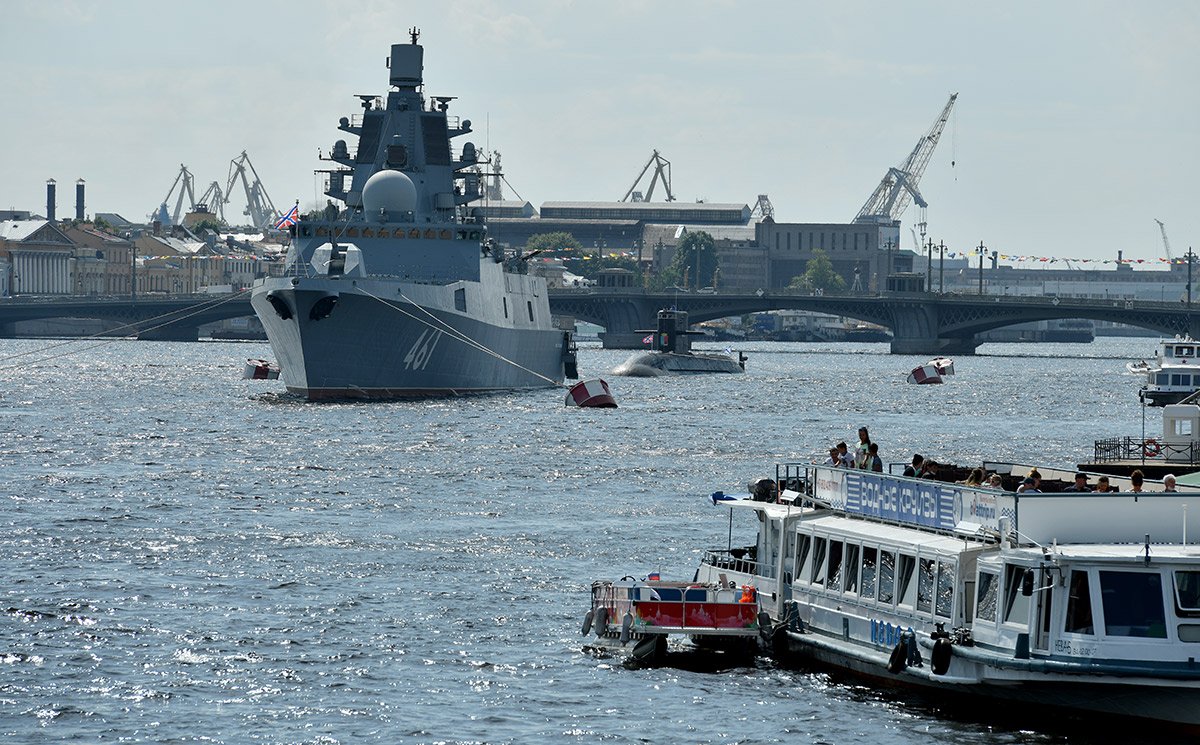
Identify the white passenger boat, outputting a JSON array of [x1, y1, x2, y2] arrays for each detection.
[[1134, 337, 1200, 406], [695, 464, 1200, 731]]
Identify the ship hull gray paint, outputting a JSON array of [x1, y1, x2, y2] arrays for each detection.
[[252, 278, 566, 400]]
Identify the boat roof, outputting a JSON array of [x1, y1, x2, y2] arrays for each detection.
[[799, 511, 981, 555]]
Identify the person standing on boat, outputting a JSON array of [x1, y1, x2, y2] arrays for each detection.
[[1164, 474, 1178, 492], [836, 442, 854, 468], [864, 442, 883, 472], [1063, 472, 1092, 492], [854, 427, 871, 469], [903, 454, 924, 477], [822, 447, 840, 466]]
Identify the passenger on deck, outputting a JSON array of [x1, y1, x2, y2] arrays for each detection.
[[836, 442, 855, 468], [1063, 472, 1092, 492], [1095, 476, 1115, 493], [854, 427, 872, 469], [1017, 474, 1041, 493], [903, 454, 924, 477], [921, 460, 940, 479], [822, 447, 840, 466], [1130, 469, 1145, 493], [864, 442, 883, 472], [985, 473, 1003, 489], [1164, 474, 1178, 492], [958, 468, 984, 487]]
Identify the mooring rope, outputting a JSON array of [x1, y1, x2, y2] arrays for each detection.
[[357, 286, 565, 388]]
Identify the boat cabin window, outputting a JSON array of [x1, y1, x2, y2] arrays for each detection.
[[794, 535, 812, 584], [1174, 571, 1200, 617], [917, 558, 936, 614], [936, 561, 955, 619], [860, 547, 878, 600], [1171, 374, 1191, 387], [826, 541, 844, 592], [809, 537, 827, 585], [1004, 564, 1031, 626], [976, 571, 999, 622], [527, 300, 535, 322], [1064, 570, 1095, 634], [1176, 345, 1195, 358], [1157, 373, 1169, 385], [1099, 570, 1167, 638], [878, 551, 896, 604], [897, 554, 918, 608], [844, 544, 860, 594]]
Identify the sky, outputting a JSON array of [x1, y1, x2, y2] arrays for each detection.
[[2, 0, 1197, 263]]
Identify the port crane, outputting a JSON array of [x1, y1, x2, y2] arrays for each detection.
[[194, 181, 227, 222], [621, 149, 675, 203], [854, 93, 957, 225], [225, 150, 281, 229], [1156, 219, 1174, 262], [158, 164, 196, 226], [750, 194, 774, 221]]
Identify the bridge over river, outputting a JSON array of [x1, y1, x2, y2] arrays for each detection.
[[0, 289, 1196, 354]]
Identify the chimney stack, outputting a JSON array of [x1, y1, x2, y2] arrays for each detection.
[[46, 179, 56, 222], [76, 179, 85, 221]]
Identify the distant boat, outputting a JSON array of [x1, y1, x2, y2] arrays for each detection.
[[243, 358, 280, 380]]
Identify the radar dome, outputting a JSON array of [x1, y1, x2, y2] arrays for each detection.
[[362, 169, 417, 214]]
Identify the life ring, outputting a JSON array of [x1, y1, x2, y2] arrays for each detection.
[[1144, 439, 1161, 458]]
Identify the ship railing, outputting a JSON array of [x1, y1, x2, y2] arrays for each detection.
[[1094, 437, 1200, 464], [700, 549, 768, 578]]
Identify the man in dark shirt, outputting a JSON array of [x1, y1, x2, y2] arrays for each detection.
[[903, 454, 924, 477], [1063, 472, 1092, 492]]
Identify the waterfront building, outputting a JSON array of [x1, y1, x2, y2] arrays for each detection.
[[0, 219, 74, 295], [62, 225, 133, 295]]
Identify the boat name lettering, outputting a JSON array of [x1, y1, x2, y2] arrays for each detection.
[[870, 619, 914, 648], [1053, 639, 1098, 657], [403, 329, 442, 371]]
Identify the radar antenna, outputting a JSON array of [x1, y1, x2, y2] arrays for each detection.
[[409, 27, 420, 44]]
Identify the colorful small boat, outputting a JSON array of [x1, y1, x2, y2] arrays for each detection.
[[243, 358, 281, 380], [582, 577, 767, 664]]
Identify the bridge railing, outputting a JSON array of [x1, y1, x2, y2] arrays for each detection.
[[1094, 436, 1200, 464]]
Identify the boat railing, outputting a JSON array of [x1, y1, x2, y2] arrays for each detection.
[[700, 548, 768, 578], [1094, 436, 1200, 464]]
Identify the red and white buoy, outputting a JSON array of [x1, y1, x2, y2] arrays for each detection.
[[907, 364, 943, 385], [243, 358, 281, 380], [565, 378, 618, 408]]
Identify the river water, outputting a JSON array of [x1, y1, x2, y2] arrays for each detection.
[[0, 335, 1178, 743]]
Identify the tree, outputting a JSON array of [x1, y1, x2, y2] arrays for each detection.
[[789, 248, 846, 292], [671, 230, 718, 290], [524, 232, 582, 258]]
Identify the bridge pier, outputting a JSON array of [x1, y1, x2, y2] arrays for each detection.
[[889, 335, 981, 356]]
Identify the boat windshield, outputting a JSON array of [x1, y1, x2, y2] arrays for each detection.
[[1099, 570, 1167, 638]]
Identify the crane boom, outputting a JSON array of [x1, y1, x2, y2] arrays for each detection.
[[224, 151, 281, 229], [158, 164, 196, 226], [621, 149, 675, 202], [1156, 219, 1174, 261], [854, 93, 957, 224]]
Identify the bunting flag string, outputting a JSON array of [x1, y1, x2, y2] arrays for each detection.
[[912, 248, 1186, 266]]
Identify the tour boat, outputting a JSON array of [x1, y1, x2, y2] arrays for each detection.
[[1133, 337, 1200, 406], [693, 462, 1200, 730]]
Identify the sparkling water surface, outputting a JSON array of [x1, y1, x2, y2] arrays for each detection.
[[0, 336, 1180, 743]]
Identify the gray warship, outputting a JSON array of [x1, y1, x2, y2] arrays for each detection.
[[250, 30, 576, 400]]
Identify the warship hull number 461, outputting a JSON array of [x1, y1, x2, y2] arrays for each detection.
[[251, 29, 575, 400]]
